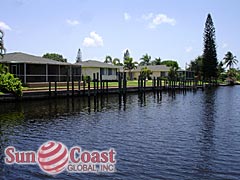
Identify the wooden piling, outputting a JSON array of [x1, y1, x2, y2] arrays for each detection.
[[93, 73, 96, 96], [153, 77, 156, 91], [141, 77, 144, 92], [106, 81, 109, 94], [102, 80, 105, 94], [67, 76, 70, 96], [87, 76, 90, 96], [122, 72, 127, 94], [138, 76, 140, 91], [157, 77, 160, 92], [78, 79, 81, 95], [144, 78, 146, 91], [55, 81, 57, 96], [49, 81, 51, 97], [82, 75, 86, 96], [72, 76, 74, 96], [173, 80, 175, 90], [100, 75, 103, 94], [118, 73, 122, 94], [97, 72, 99, 94]]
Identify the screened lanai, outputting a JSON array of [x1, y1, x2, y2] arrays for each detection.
[[1, 52, 81, 84]]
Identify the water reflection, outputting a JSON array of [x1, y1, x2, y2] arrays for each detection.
[[197, 88, 217, 177], [118, 94, 127, 111], [1, 87, 240, 180], [0, 93, 160, 133]]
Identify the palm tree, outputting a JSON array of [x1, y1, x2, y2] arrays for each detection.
[[223, 51, 238, 69], [139, 53, 151, 66], [168, 67, 178, 80], [123, 57, 138, 80], [0, 29, 6, 58], [188, 56, 203, 79], [140, 67, 152, 79], [151, 57, 161, 65], [104, 55, 112, 64], [112, 58, 123, 66]]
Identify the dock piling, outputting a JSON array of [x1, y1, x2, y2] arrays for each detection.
[[55, 81, 57, 96]]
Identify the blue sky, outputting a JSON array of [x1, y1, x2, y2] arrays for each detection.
[[1, 0, 240, 68]]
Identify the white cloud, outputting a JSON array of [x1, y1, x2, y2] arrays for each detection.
[[222, 43, 228, 49], [149, 14, 176, 28], [83, 31, 103, 47], [142, 13, 176, 29], [124, 13, 131, 21], [0, 21, 12, 31], [66, 19, 79, 26], [185, 46, 193, 53]]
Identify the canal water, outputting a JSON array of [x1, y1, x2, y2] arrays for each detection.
[[0, 86, 240, 180]]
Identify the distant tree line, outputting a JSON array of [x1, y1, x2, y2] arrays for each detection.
[[42, 53, 67, 62]]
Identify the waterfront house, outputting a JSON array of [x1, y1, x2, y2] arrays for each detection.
[[1, 52, 81, 84], [121, 65, 170, 80], [76, 60, 119, 81]]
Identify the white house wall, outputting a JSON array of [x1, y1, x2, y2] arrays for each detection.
[[82, 67, 118, 80]]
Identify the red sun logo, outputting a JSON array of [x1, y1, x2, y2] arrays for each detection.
[[37, 141, 69, 174]]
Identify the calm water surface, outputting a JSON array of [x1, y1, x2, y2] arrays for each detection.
[[0, 86, 240, 180]]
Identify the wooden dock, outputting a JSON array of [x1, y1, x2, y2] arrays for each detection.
[[0, 72, 207, 101]]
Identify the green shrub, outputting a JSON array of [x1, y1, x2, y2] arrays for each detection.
[[0, 72, 23, 96]]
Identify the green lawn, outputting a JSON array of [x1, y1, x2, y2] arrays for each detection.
[[22, 80, 149, 91], [106, 80, 152, 87]]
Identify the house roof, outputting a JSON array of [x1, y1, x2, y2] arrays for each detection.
[[120, 65, 170, 72], [76, 60, 119, 69], [1, 52, 78, 66]]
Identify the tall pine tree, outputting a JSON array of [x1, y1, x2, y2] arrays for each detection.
[[76, 48, 82, 63], [123, 49, 130, 61], [202, 14, 218, 81]]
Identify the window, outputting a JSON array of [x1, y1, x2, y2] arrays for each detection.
[[11, 65, 17, 76], [161, 72, 166, 77], [108, 68, 112, 75], [100, 68, 105, 75]]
